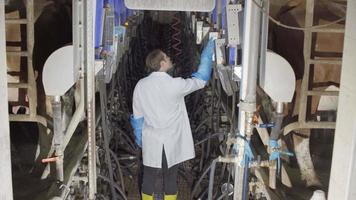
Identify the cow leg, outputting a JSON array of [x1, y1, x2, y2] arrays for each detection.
[[293, 130, 321, 187]]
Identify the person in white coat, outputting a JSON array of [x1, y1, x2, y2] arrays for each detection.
[[130, 39, 215, 200]]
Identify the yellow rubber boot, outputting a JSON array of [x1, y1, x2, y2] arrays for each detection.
[[165, 194, 178, 200], [142, 193, 154, 200]]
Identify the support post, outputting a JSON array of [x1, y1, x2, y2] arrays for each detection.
[[298, 0, 314, 123], [328, 0, 356, 199], [26, 0, 37, 117], [0, 2, 14, 199], [83, 0, 97, 199], [234, 0, 261, 199]]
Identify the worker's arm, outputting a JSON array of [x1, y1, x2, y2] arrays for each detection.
[[192, 39, 215, 81], [130, 83, 144, 147], [174, 77, 206, 97], [176, 39, 215, 96]]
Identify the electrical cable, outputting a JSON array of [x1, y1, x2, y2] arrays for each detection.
[[110, 149, 126, 193], [191, 163, 213, 199], [97, 175, 128, 200], [251, 0, 346, 31], [207, 159, 218, 200], [195, 132, 228, 146], [216, 192, 229, 200]]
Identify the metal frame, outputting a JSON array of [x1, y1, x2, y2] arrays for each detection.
[[5, 0, 49, 126], [283, 0, 343, 136], [226, 3, 242, 46], [83, 0, 97, 198], [204, 1, 287, 199], [233, 0, 261, 199]]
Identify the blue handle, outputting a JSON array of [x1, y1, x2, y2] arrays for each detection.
[[259, 122, 275, 128], [269, 139, 294, 173]]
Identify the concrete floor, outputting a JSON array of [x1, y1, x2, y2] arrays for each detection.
[[9, 119, 334, 200]]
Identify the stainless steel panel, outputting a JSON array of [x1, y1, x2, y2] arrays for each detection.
[[125, 0, 215, 12], [226, 4, 242, 46]]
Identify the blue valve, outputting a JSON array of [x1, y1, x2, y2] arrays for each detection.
[[258, 122, 275, 128], [269, 139, 294, 173]]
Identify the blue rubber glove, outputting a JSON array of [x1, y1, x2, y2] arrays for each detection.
[[130, 115, 144, 148], [192, 39, 215, 81], [269, 139, 294, 173]]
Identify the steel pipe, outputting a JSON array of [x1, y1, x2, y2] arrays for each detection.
[[234, 0, 262, 199]]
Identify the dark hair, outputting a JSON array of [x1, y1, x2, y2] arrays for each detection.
[[145, 49, 165, 72]]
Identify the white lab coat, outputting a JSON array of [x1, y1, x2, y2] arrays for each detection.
[[132, 72, 206, 168]]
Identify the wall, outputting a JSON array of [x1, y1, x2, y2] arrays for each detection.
[[0, 1, 14, 199]]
